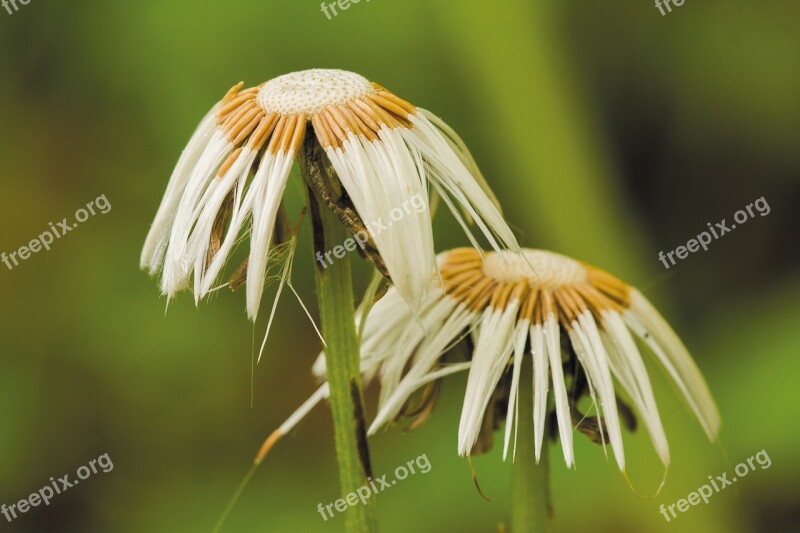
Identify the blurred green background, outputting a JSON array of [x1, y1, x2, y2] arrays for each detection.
[[1, 1, 798, 531]]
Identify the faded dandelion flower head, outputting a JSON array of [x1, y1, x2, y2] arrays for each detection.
[[276, 247, 720, 470], [140, 69, 518, 321]]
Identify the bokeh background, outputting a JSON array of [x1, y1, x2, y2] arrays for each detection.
[[1, 1, 798, 531]]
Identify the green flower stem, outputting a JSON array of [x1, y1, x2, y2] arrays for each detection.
[[301, 140, 378, 533], [511, 359, 551, 533]]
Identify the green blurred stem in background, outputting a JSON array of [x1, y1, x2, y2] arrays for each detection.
[[301, 142, 378, 533], [437, 0, 649, 280], [510, 359, 551, 533]]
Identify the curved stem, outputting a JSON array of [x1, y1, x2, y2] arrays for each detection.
[[511, 359, 551, 533], [301, 138, 378, 533]]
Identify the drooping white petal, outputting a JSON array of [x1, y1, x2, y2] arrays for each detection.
[[312, 285, 433, 382], [416, 108, 503, 216], [408, 302, 477, 369], [543, 313, 574, 467], [403, 113, 519, 254], [141, 106, 221, 274], [161, 130, 235, 296], [377, 294, 459, 405], [323, 112, 520, 314], [502, 319, 529, 461], [368, 361, 472, 435], [427, 179, 484, 252], [458, 300, 521, 456], [369, 302, 476, 433], [277, 383, 330, 435], [570, 311, 626, 470], [531, 322, 550, 463], [245, 151, 297, 320], [601, 310, 669, 465], [567, 326, 606, 456], [325, 128, 434, 312], [196, 158, 254, 297], [256, 239, 304, 364], [624, 289, 721, 440], [188, 147, 259, 299], [366, 286, 444, 381]]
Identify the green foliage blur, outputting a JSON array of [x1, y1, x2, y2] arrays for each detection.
[[1, 1, 798, 531]]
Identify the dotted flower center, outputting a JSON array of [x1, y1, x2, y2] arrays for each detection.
[[256, 69, 376, 116], [482, 250, 587, 289]]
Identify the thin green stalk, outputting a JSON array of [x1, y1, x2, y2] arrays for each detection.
[[511, 360, 551, 533], [301, 140, 378, 533]]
